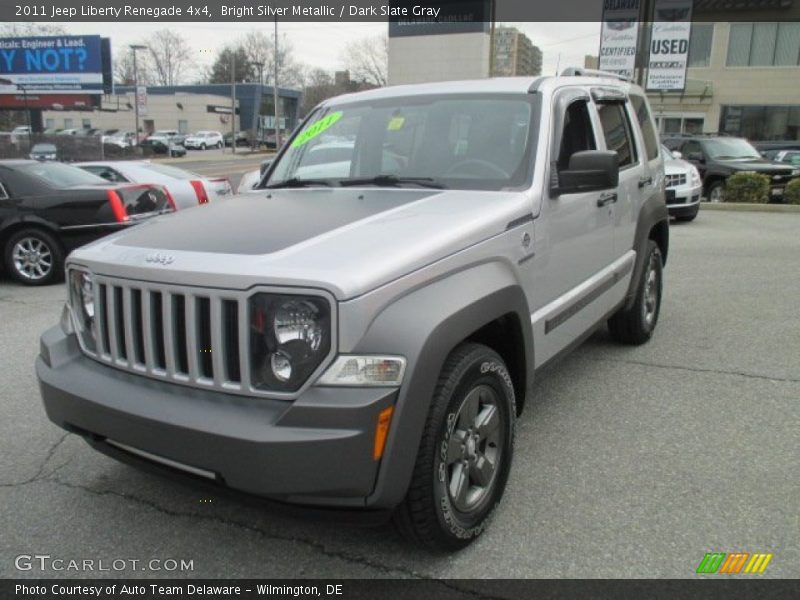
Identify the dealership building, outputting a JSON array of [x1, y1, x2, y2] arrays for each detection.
[[647, 21, 800, 140], [40, 84, 302, 137]]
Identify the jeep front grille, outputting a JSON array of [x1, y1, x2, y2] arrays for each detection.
[[665, 173, 687, 188], [86, 277, 249, 395]]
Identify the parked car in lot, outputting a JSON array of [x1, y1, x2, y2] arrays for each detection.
[[184, 131, 224, 150], [762, 149, 800, 166], [77, 160, 232, 209], [38, 70, 670, 550], [664, 135, 800, 202], [140, 138, 186, 157], [224, 130, 250, 147], [662, 145, 702, 221], [29, 143, 59, 162], [102, 131, 136, 148], [146, 130, 180, 143], [0, 160, 174, 285]]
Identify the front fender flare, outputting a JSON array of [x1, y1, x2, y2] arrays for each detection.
[[351, 261, 532, 508]]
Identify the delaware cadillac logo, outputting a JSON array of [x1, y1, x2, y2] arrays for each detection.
[[144, 252, 175, 265]]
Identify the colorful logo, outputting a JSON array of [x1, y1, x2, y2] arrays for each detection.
[[696, 552, 773, 574]]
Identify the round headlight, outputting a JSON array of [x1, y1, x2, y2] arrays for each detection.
[[249, 293, 331, 393], [273, 299, 323, 350]]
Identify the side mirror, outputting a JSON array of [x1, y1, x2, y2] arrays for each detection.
[[553, 150, 619, 195], [671, 150, 683, 159]]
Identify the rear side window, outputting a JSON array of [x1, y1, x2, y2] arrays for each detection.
[[630, 95, 659, 161], [597, 103, 638, 168]]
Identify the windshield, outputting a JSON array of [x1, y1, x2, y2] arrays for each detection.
[[19, 162, 107, 187], [704, 138, 761, 160], [267, 94, 539, 191]]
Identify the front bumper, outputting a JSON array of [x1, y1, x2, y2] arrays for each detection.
[[666, 182, 702, 215], [37, 325, 396, 507]]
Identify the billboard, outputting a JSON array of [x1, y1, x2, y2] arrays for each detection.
[[646, 0, 694, 91], [598, 0, 641, 80], [0, 35, 112, 94], [388, 0, 491, 37]]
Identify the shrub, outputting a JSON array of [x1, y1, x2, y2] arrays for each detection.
[[784, 178, 800, 205], [723, 172, 770, 203]]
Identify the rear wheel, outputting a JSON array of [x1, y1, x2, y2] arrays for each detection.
[[4, 228, 64, 286], [608, 239, 663, 345], [393, 342, 515, 551]]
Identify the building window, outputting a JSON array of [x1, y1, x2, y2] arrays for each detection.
[[720, 105, 800, 140], [727, 22, 800, 66], [45, 119, 54, 129], [63, 119, 73, 129], [178, 120, 188, 134], [82, 119, 91, 129], [688, 24, 713, 67]]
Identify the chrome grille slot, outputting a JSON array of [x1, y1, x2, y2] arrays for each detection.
[[665, 173, 687, 189], [75, 277, 336, 399]]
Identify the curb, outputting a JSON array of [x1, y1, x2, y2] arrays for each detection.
[[700, 203, 800, 213]]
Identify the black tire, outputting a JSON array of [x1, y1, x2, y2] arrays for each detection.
[[393, 342, 516, 551], [707, 180, 725, 203], [3, 228, 64, 286], [608, 239, 663, 345], [217, 142, 223, 149], [201, 143, 206, 151]]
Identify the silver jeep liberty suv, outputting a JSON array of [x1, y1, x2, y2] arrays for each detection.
[[37, 68, 668, 551]]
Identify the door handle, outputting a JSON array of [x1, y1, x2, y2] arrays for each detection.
[[597, 192, 618, 207], [638, 176, 653, 188]]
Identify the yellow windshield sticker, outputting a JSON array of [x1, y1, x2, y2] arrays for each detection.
[[387, 116, 405, 131], [291, 111, 343, 148]]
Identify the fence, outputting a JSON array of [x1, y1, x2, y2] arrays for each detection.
[[0, 135, 162, 162]]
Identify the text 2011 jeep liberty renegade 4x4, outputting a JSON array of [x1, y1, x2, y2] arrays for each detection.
[[37, 69, 668, 551]]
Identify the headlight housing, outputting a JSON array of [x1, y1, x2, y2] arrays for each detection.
[[68, 268, 97, 353], [317, 356, 407, 387], [249, 293, 331, 392], [690, 166, 702, 186]]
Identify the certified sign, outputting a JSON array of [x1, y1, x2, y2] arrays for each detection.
[[646, 0, 694, 91], [598, 0, 641, 81]]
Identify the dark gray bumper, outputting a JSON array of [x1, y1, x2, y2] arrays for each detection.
[[37, 325, 396, 507]]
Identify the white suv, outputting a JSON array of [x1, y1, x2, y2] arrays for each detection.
[[184, 131, 223, 150]]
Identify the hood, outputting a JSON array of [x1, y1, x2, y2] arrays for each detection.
[[68, 187, 530, 300], [664, 156, 694, 175]]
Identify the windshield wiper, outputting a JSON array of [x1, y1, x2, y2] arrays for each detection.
[[338, 175, 446, 189], [265, 177, 333, 189]]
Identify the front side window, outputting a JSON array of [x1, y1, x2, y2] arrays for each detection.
[[267, 94, 539, 191], [556, 99, 596, 171], [597, 102, 638, 168]]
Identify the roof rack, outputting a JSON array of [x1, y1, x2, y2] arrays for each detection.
[[560, 67, 633, 83]]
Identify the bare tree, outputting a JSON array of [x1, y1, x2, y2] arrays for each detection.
[[0, 23, 66, 36], [237, 29, 305, 89], [113, 49, 153, 86], [341, 35, 388, 87], [145, 29, 195, 86]]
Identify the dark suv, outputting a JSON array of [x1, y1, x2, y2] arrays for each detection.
[[664, 135, 799, 202]]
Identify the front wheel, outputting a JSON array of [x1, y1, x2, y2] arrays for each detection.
[[200, 143, 206, 151], [608, 239, 663, 345], [4, 228, 64, 286], [707, 181, 725, 203], [393, 342, 516, 551]]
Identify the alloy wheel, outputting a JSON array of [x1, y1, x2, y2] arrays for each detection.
[[12, 237, 53, 281]]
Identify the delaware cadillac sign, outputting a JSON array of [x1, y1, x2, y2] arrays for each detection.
[[646, 0, 694, 91], [598, 0, 641, 80]]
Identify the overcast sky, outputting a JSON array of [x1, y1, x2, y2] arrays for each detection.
[[62, 21, 601, 82]]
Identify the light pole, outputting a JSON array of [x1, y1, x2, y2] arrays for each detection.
[[129, 44, 147, 147], [231, 50, 237, 154], [251, 61, 264, 150], [273, 17, 281, 150]]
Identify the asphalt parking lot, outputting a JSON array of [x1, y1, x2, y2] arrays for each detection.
[[0, 210, 798, 579]]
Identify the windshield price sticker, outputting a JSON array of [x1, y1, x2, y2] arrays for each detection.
[[292, 111, 343, 147]]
